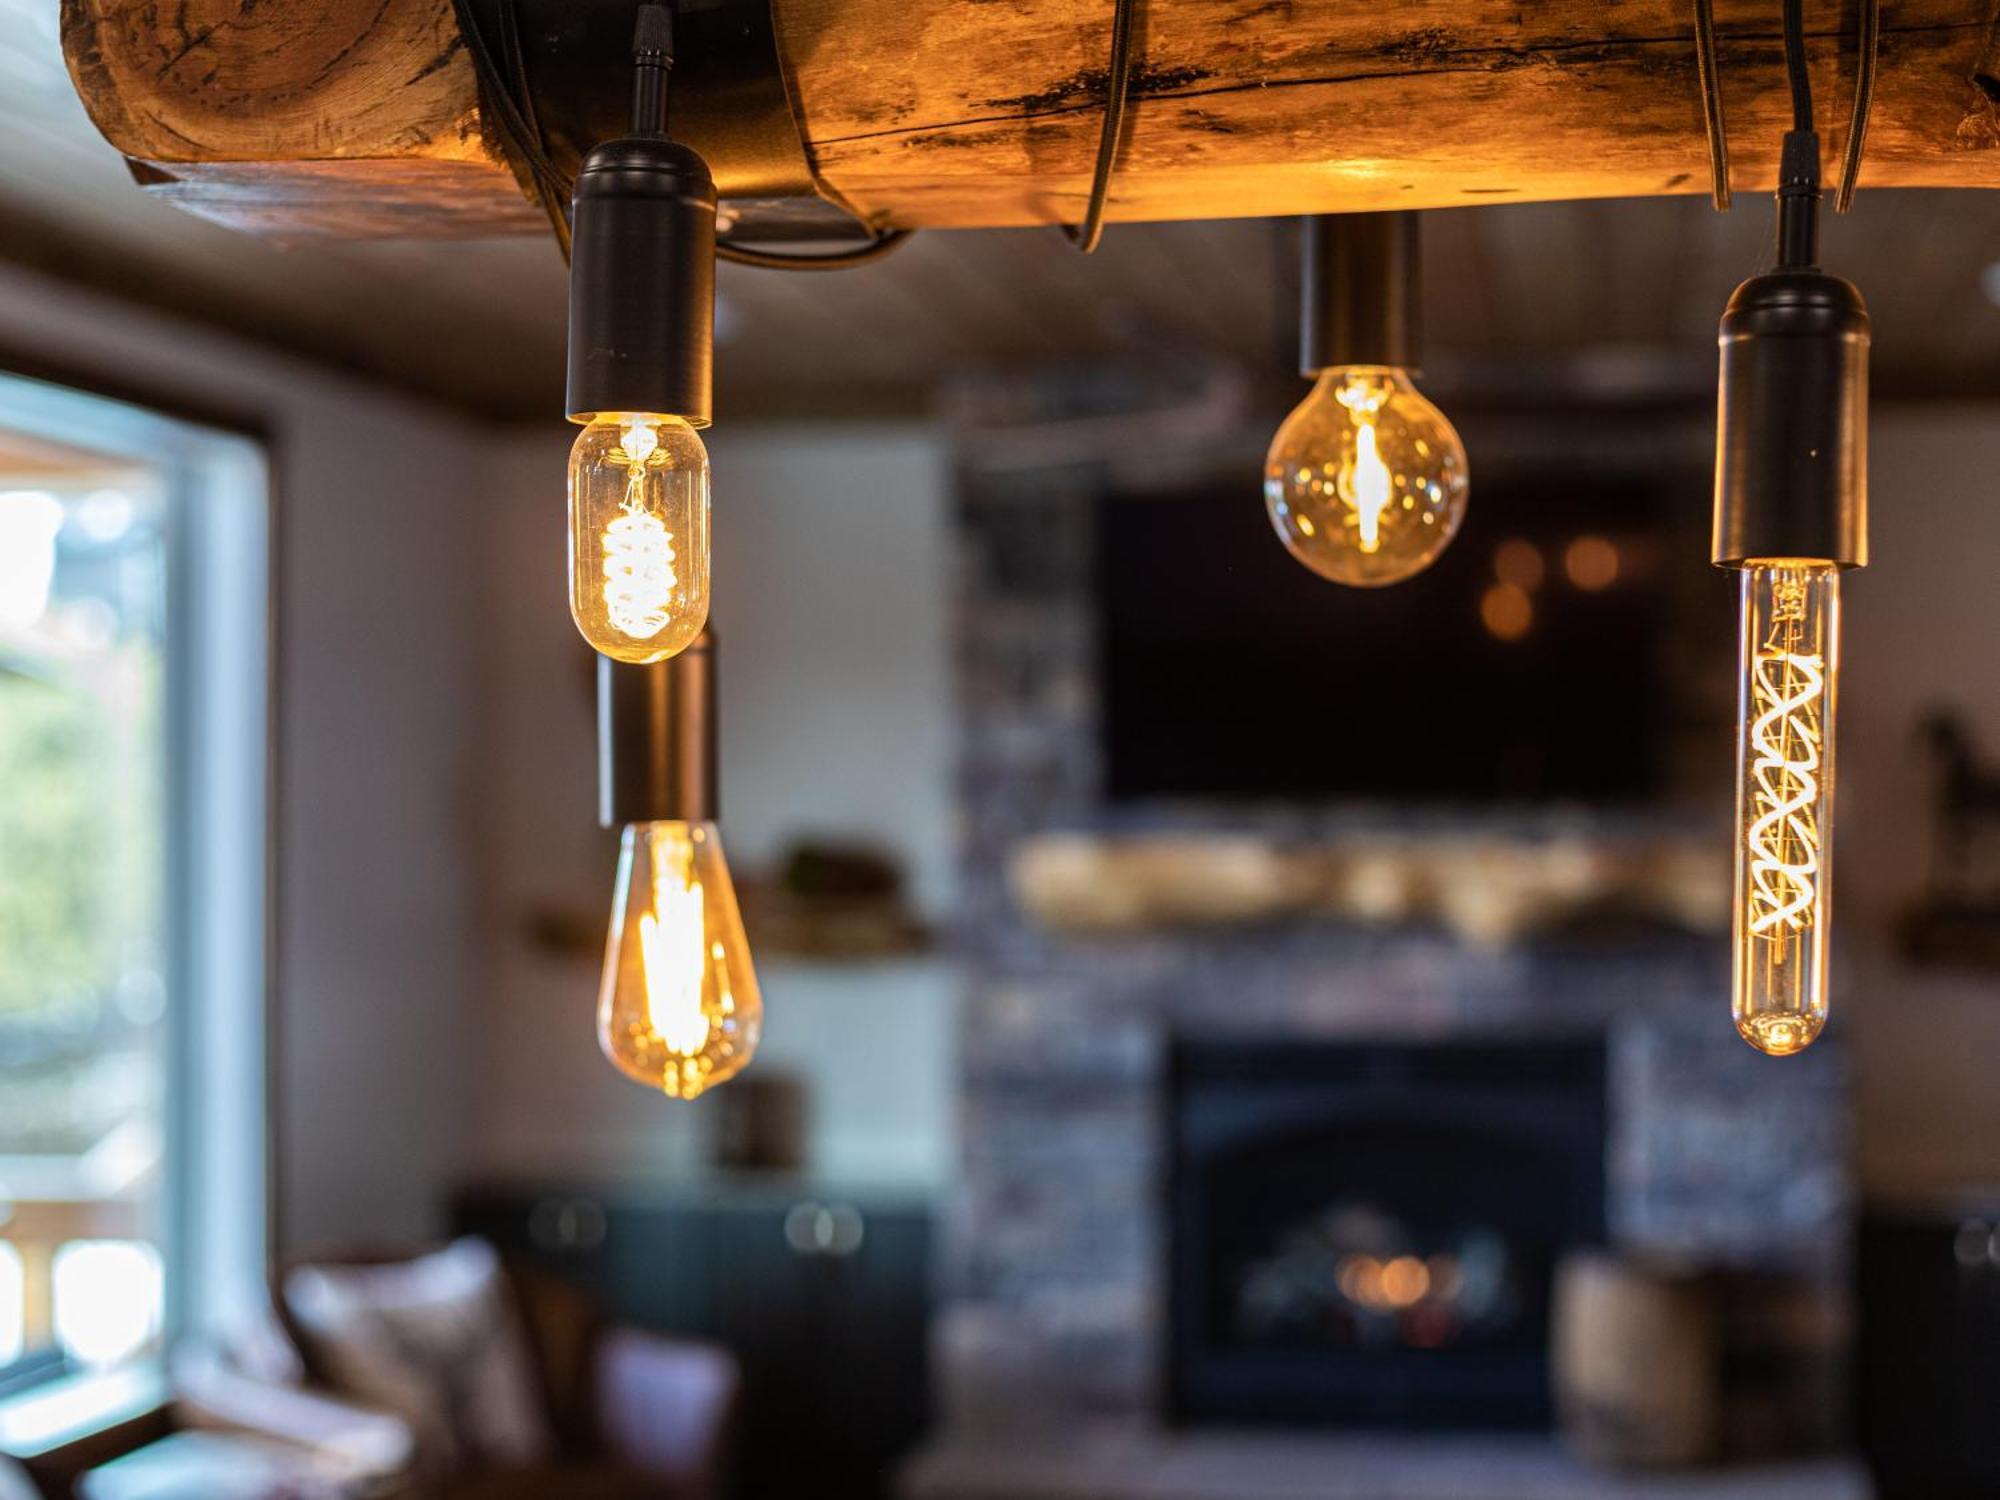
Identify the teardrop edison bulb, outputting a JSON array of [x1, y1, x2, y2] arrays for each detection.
[[569, 414, 711, 663], [599, 822, 761, 1099], [1732, 560, 1839, 1056], [1264, 367, 1469, 587]]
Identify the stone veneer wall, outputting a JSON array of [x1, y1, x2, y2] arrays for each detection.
[[941, 468, 1850, 1435]]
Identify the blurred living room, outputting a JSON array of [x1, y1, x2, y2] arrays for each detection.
[[2, 0, 2000, 1498]]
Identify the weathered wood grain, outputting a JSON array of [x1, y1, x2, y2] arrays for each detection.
[[59, 0, 2000, 237]]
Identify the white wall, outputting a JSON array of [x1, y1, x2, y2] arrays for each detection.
[[1840, 407, 2000, 1195], [0, 264, 482, 1253], [466, 423, 961, 1186]]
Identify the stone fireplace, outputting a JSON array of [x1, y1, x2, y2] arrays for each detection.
[[931, 463, 1852, 1461]]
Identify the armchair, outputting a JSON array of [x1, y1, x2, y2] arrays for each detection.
[[48, 1241, 738, 1500]]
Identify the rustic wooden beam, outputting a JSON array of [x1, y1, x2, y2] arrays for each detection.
[[59, 0, 2000, 238]]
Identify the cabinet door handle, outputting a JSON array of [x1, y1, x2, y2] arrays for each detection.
[[785, 1200, 866, 1258]]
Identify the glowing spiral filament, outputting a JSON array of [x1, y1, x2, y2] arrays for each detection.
[[1731, 563, 1839, 1057], [1746, 646, 1824, 934], [601, 508, 679, 640], [599, 419, 680, 642]]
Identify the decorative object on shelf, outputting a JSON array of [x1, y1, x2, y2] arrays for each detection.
[[1008, 829, 1727, 948], [1900, 708, 2000, 968], [597, 637, 761, 1099], [1710, 0, 1872, 1057], [1265, 213, 1468, 588], [564, 5, 715, 664], [740, 841, 932, 961]]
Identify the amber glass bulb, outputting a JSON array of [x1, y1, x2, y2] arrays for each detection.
[[1733, 561, 1839, 1056], [599, 822, 760, 1098], [569, 415, 710, 663], [1264, 367, 1469, 587]]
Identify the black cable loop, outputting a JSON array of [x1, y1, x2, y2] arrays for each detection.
[[1692, 0, 1731, 210], [716, 233, 913, 270], [1061, 0, 1138, 254], [1835, 0, 1881, 212], [451, 0, 910, 271]]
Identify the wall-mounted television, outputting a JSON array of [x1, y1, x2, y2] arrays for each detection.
[[1094, 455, 1714, 806]]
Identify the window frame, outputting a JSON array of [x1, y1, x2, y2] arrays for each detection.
[[0, 362, 275, 1384]]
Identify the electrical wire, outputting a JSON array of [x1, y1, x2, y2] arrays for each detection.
[[716, 233, 913, 270], [1061, 0, 1138, 254], [1773, 0, 1821, 269], [1691, 0, 1731, 210], [1835, 0, 1881, 212], [1782, 0, 1813, 130], [450, 0, 573, 255]]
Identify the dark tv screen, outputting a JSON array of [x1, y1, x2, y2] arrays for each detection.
[[1095, 470, 1677, 804]]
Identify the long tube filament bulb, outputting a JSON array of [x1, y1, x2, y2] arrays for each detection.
[[1733, 561, 1839, 1055]]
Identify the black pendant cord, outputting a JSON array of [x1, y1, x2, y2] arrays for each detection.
[[1691, 0, 1877, 219], [453, 0, 910, 271], [1774, 0, 1821, 269], [1692, 0, 1731, 211], [1834, 0, 1881, 212], [632, 2, 672, 137], [1060, 0, 1138, 254]]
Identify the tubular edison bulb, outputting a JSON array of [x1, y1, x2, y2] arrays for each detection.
[[599, 821, 760, 1098], [1732, 562, 1838, 1056], [569, 415, 711, 663], [1264, 367, 1469, 587]]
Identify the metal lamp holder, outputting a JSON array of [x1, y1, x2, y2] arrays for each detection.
[[1709, 3, 1870, 573], [1298, 212, 1421, 377], [598, 635, 717, 829], [565, 4, 716, 427]]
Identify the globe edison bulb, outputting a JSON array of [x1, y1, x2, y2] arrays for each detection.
[[1732, 561, 1839, 1056], [1264, 367, 1469, 587], [599, 822, 761, 1099], [569, 414, 710, 663]]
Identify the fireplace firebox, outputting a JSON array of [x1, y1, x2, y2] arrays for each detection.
[[1167, 1036, 1607, 1431]]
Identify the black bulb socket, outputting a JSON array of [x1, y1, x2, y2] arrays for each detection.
[[566, 135, 717, 427], [1299, 212, 1420, 376], [1712, 269, 1869, 570], [598, 635, 717, 828]]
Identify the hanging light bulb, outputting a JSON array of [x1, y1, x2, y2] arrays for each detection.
[[566, 4, 716, 663], [569, 414, 710, 662], [1713, 83, 1868, 1055], [600, 820, 759, 1098], [1265, 214, 1468, 587], [1732, 562, 1838, 1055], [597, 639, 761, 1098]]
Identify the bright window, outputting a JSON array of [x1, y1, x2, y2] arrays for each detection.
[[0, 373, 268, 1392]]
